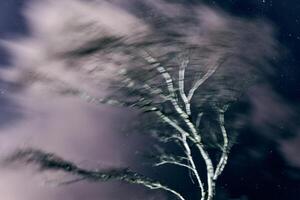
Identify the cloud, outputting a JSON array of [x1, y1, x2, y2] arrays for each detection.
[[1, 0, 278, 101], [247, 85, 295, 133], [241, 84, 300, 170], [280, 131, 300, 167], [0, 92, 161, 200], [0, 0, 149, 97], [0, 1, 163, 199]]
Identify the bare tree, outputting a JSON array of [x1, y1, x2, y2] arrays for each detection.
[[4, 50, 231, 200], [2, 48, 262, 200], [1, 1, 278, 200]]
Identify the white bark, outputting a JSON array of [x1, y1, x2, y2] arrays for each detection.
[[144, 52, 218, 200], [214, 109, 230, 180]]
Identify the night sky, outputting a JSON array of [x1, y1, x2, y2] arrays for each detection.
[[0, 1, 299, 200], [201, 1, 300, 200]]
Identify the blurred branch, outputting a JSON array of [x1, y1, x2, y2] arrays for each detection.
[[4, 148, 186, 200], [196, 112, 204, 129]]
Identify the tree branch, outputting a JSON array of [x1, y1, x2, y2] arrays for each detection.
[[120, 69, 170, 102], [196, 112, 203, 129], [143, 51, 178, 102], [178, 57, 191, 115], [213, 107, 230, 180], [4, 148, 186, 200], [143, 52, 216, 199], [154, 160, 194, 171], [153, 110, 205, 199], [187, 59, 221, 102]]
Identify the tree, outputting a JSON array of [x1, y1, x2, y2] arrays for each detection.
[[2, 1, 277, 200], [2, 50, 268, 200], [4, 51, 232, 200]]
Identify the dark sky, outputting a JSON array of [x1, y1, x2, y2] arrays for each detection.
[[0, 0, 27, 66], [202, 1, 300, 200], [204, 0, 300, 101], [0, 1, 299, 200]]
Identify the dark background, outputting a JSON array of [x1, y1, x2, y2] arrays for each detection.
[[0, 1, 299, 200], [204, 1, 300, 199]]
